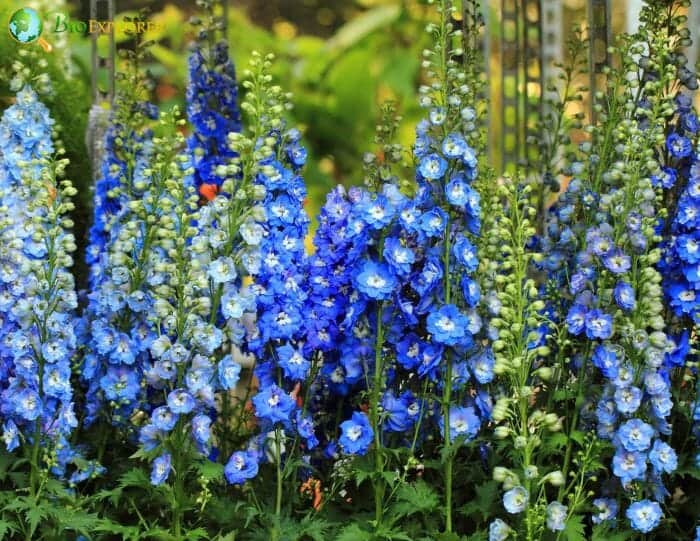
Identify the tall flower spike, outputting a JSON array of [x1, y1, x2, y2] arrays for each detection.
[[537, 3, 688, 532], [224, 51, 313, 497], [85, 25, 158, 286], [0, 86, 55, 406], [185, 1, 241, 198], [81, 29, 160, 431], [0, 86, 86, 487]]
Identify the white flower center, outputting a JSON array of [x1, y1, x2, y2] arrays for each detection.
[[347, 426, 362, 441], [367, 274, 386, 288]]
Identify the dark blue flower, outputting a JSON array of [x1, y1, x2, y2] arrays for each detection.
[[339, 411, 373, 455], [427, 304, 470, 346], [442, 405, 480, 442], [565, 304, 587, 335], [667, 133, 692, 158], [584, 309, 613, 339], [224, 450, 259, 484], [252, 384, 296, 425], [355, 261, 397, 301]]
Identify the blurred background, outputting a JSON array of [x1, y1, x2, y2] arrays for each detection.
[[1, 0, 696, 234]]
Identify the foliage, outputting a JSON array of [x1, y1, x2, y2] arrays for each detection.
[[0, 0, 699, 540]]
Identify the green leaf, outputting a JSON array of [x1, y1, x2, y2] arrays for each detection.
[[324, 5, 401, 54], [591, 525, 630, 541], [431, 533, 462, 541], [25, 504, 49, 537], [459, 481, 499, 521], [562, 514, 586, 541], [296, 515, 333, 541], [58, 508, 102, 535], [336, 523, 373, 541], [0, 519, 17, 538], [546, 433, 569, 449], [197, 460, 224, 483], [391, 480, 440, 518], [569, 430, 585, 445], [184, 527, 209, 540], [118, 467, 151, 489]]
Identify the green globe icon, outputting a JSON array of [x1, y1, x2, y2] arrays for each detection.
[[8, 7, 43, 44]]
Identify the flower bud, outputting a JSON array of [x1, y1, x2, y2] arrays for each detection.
[[544, 470, 564, 486], [494, 426, 510, 439]]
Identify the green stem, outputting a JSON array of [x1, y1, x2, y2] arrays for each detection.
[[371, 300, 386, 528], [272, 428, 283, 541], [442, 213, 453, 533], [172, 425, 185, 540], [29, 418, 41, 499], [558, 351, 589, 502]]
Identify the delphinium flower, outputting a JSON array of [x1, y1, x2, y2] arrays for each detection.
[[484, 181, 566, 538], [220, 52, 315, 535], [650, 45, 700, 527], [131, 106, 256, 535], [184, 0, 241, 198], [303, 2, 491, 531], [85, 29, 158, 284], [536, 5, 689, 533], [408, 2, 493, 532], [0, 86, 87, 493], [80, 33, 160, 438]]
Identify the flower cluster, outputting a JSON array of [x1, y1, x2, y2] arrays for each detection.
[[225, 62, 312, 485], [0, 87, 82, 481], [534, 13, 691, 533], [658, 95, 700, 321], [299, 7, 494, 531], [185, 7, 241, 197]]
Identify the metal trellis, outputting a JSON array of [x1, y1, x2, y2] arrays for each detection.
[[86, 0, 116, 181], [587, 0, 611, 123]]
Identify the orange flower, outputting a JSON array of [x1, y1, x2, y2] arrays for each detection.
[[199, 183, 218, 202], [290, 382, 303, 408], [300, 478, 323, 511]]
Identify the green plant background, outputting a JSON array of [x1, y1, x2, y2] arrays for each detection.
[[1, 0, 630, 228]]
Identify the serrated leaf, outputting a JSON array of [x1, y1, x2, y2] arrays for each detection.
[[297, 515, 332, 541], [0, 519, 17, 538], [546, 433, 569, 449], [25, 505, 49, 537], [562, 514, 586, 541], [459, 481, 499, 521], [391, 480, 440, 518], [59, 509, 102, 535], [118, 468, 151, 489], [591, 524, 630, 541], [197, 460, 224, 482], [336, 523, 373, 541]]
